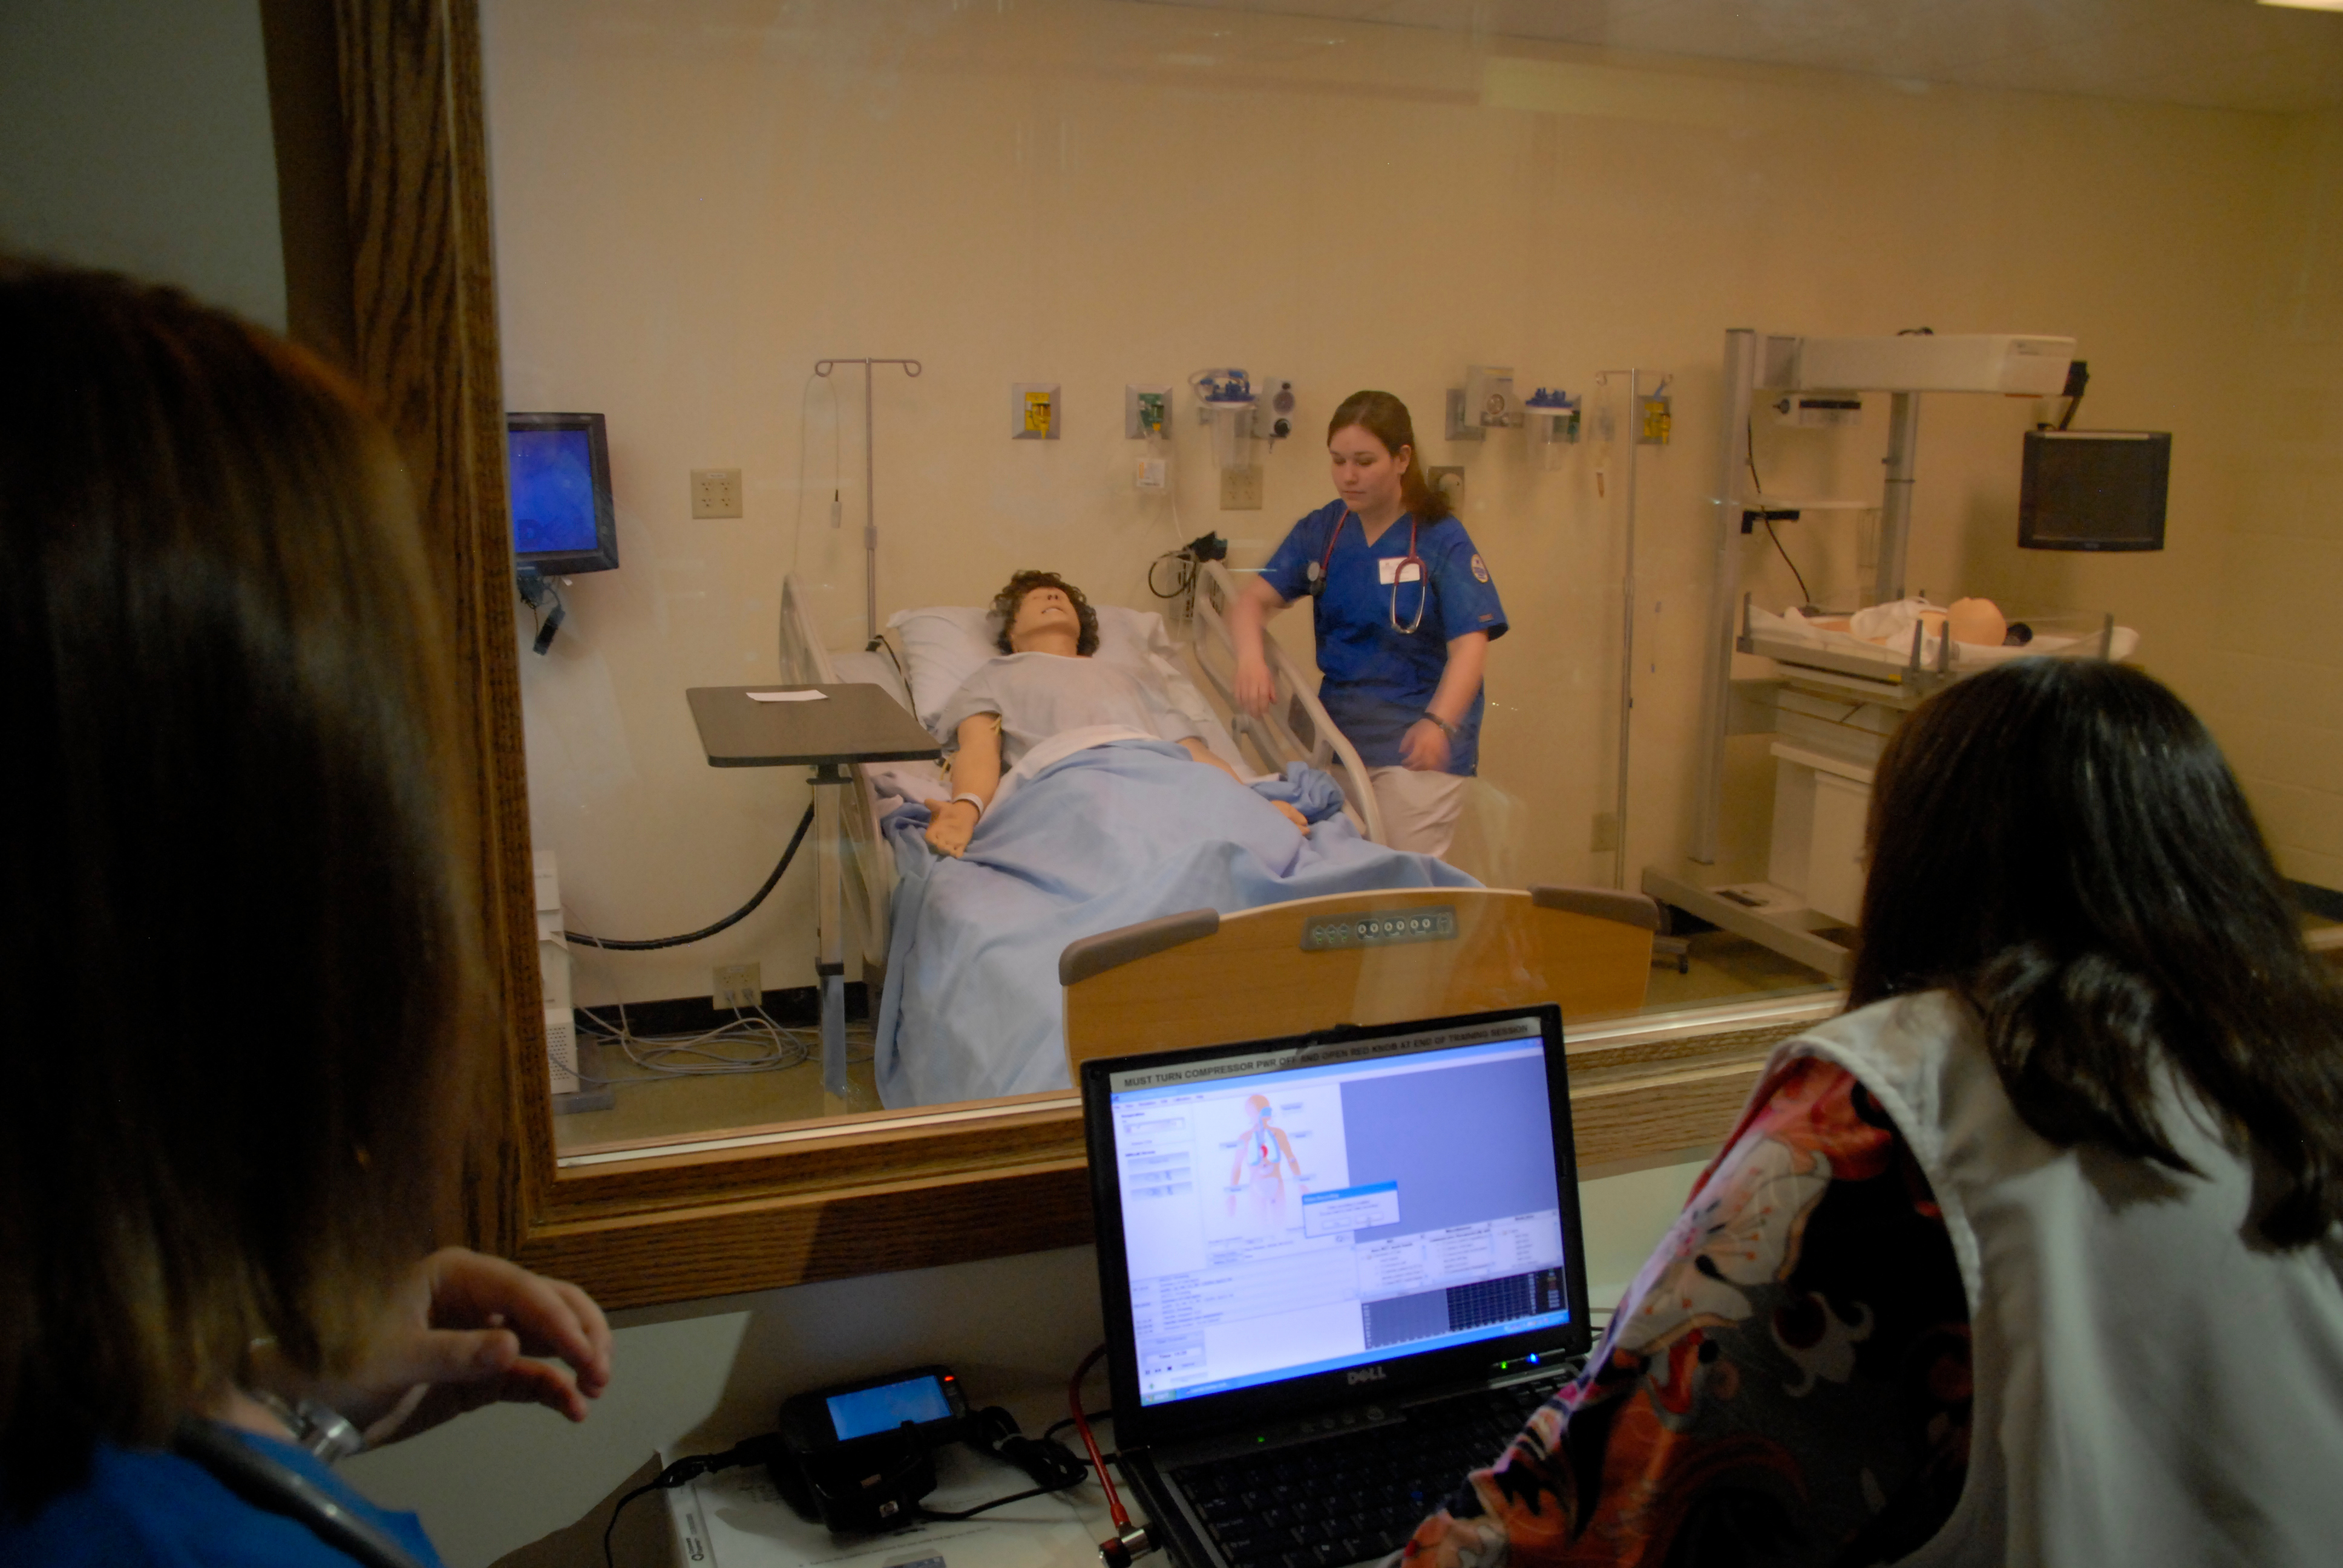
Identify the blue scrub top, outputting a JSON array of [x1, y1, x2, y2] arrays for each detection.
[[0, 1432, 445, 1567], [1260, 499, 1507, 773]]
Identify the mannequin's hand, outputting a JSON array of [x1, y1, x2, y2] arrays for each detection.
[[925, 799, 979, 858], [1273, 800, 1309, 832], [1234, 656, 1276, 719], [1400, 720, 1452, 773], [255, 1249, 611, 1449]]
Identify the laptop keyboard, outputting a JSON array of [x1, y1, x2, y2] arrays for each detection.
[[1168, 1371, 1576, 1568]]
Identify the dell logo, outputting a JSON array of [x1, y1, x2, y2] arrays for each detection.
[[1346, 1366, 1387, 1385]]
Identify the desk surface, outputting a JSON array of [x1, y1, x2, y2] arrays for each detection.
[[667, 1437, 1132, 1568], [686, 684, 943, 768]]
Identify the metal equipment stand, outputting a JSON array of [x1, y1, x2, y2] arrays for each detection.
[[1642, 326, 2096, 980], [814, 356, 924, 644], [684, 684, 942, 1100]]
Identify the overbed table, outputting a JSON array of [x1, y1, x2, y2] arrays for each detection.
[[684, 684, 943, 1097]]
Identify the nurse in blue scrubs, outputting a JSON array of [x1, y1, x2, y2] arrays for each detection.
[[1229, 390, 1506, 859]]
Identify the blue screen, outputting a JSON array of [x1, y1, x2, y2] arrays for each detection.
[[826, 1376, 951, 1440], [508, 428, 600, 555]]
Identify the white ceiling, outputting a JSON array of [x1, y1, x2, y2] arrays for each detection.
[[1138, 0, 2343, 113]]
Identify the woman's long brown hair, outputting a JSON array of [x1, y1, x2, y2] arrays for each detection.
[[1850, 658, 2343, 1246], [0, 263, 485, 1509]]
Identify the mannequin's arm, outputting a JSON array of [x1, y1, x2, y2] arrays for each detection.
[[928, 714, 1001, 857]]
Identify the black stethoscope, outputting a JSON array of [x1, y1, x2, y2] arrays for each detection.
[[1303, 508, 1429, 634], [175, 1419, 432, 1568]]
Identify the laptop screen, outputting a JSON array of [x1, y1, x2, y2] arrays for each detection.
[[1092, 1010, 1581, 1411]]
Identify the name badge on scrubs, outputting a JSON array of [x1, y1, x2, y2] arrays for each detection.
[[1378, 557, 1424, 586]]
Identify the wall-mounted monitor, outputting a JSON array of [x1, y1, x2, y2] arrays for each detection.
[[2019, 429, 2169, 552], [508, 411, 618, 574]]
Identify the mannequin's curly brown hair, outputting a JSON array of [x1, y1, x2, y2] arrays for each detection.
[[991, 569, 1099, 656]]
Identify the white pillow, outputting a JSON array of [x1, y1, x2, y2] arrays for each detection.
[[889, 599, 1176, 735]]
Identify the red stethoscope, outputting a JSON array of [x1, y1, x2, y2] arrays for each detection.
[[1305, 508, 1429, 634]]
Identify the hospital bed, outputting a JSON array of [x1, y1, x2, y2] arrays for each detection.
[[775, 567, 1385, 992], [775, 569, 1655, 1108]]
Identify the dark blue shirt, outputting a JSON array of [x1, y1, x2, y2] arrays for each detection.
[[1260, 500, 1507, 773], [1, 1431, 444, 1567]]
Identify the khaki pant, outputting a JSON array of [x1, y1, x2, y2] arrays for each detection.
[[1367, 766, 1472, 860]]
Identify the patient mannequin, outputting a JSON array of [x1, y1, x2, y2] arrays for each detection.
[[926, 570, 1308, 857]]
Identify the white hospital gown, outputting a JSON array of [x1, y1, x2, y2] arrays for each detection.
[[934, 652, 1201, 768]]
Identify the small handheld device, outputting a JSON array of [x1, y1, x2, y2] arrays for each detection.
[[771, 1366, 969, 1534]]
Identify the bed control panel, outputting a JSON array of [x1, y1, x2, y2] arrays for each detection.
[[1300, 906, 1458, 952]]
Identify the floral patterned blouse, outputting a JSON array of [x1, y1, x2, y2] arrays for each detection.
[[1395, 1056, 1974, 1567]]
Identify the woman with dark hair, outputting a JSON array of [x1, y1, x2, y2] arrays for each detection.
[[0, 262, 611, 1566], [1392, 658, 2343, 1567], [1228, 391, 1506, 860]]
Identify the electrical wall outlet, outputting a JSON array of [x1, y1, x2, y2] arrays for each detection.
[[1219, 465, 1263, 509], [1590, 812, 1620, 853], [713, 962, 761, 1011], [691, 468, 743, 518]]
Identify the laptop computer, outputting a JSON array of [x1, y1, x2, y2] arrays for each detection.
[[1081, 1004, 1593, 1568]]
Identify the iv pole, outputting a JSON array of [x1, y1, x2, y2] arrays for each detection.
[[1593, 369, 1642, 892], [814, 356, 923, 642]]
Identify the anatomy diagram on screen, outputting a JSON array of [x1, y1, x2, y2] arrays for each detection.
[[1227, 1094, 1308, 1229]]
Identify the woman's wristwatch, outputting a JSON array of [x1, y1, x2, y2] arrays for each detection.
[[1420, 711, 1459, 741]]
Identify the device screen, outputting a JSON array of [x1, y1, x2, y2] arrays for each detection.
[[825, 1374, 953, 1441], [508, 426, 601, 555], [1104, 1016, 1573, 1408]]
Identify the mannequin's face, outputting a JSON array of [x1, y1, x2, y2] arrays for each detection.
[[1008, 584, 1083, 655], [1328, 425, 1407, 516]]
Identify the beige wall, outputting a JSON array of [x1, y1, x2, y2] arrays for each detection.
[[2209, 108, 2343, 895], [485, 0, 2320, 1008], [0, 0, 284, 327]]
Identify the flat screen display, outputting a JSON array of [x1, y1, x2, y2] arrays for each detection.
[[507, 411, 618, 573], [2019, 429, 2169, 552], [825, 1374, 953, 1441], [1101, 1015, 1574, 1408], [511, 428, 601, 554]]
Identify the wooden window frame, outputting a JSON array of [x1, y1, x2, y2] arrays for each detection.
[[276, 0, 1827, 1312]]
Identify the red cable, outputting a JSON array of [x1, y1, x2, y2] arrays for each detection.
[[1069, 1343, 1130, 1530]]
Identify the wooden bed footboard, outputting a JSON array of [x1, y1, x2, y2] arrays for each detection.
[[1060, 884, 1660, 1074]]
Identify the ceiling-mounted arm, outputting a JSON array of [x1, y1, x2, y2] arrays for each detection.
[[815, 357, 925, 642]]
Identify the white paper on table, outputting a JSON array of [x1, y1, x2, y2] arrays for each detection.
[[663, 1440, 1121, 1568], [748, 690, 828, 704]]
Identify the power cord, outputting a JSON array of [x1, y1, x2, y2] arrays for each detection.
[[1743, 418, 1816, 609], [607, 1409, 1092, 1564], [604, 1436, 784, 1568], [565, 803, 814, 951], [913, 1405, 1091, 1521], [516, 570, 566, 655], [1070, 1345, 1152, 1566], [1149, 531, 1227, 601]]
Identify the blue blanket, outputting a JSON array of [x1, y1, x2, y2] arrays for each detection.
[[874, 740, 1478, 1106]]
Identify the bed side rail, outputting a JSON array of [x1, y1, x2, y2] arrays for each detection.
[[778, 573, 894, 971], [1188, 561, 1389, 845]]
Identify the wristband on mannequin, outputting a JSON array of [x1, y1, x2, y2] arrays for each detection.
[[945, 792, 986, 820], [1420, 711, 1459, 741]]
